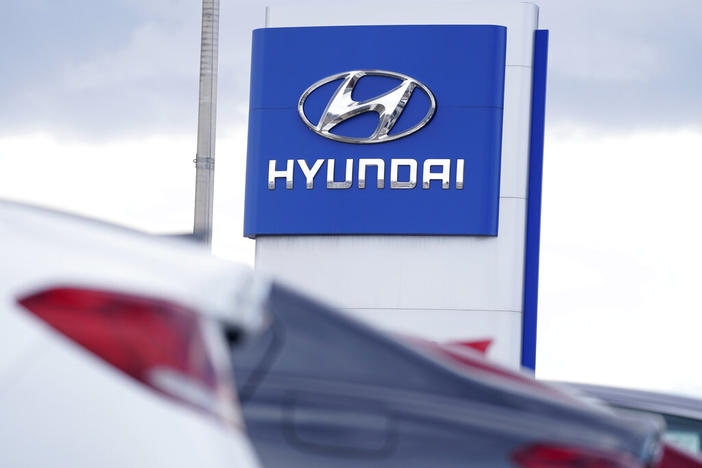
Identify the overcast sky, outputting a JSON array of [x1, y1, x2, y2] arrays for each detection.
[[1, 1, 701, 396]]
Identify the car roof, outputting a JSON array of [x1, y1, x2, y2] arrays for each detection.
[[554, 381, 702, 422], [0, 200, 268, 332]]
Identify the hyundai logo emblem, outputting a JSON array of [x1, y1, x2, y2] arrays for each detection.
[[298, 70, 436, 144]]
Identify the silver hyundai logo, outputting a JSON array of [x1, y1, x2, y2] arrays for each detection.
[[298, 70, 436, 144]]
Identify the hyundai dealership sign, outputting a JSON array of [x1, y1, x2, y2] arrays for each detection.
[[244, 25, 505, 236], [245, 1, 547, 370]]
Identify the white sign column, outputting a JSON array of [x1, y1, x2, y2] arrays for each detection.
[[254, 1, 540, 369]]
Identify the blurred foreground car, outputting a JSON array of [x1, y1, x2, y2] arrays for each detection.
[[432, 342, 702, 468], [231, 284, 665, 468], [560, 382, 702, 464], [0, 201, 263, 468]]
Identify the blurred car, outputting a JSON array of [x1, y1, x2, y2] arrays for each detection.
[[430, 343, 702, 468], [231, 283, 664, 468], [0, 201, 264, 468], [560, 382, 702, 459]]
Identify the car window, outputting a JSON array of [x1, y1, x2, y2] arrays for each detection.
[[661, 413, 702, 455], [615, 407, 702, 455]]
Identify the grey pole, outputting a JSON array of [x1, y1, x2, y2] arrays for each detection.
[[193, 0, 220, 246]]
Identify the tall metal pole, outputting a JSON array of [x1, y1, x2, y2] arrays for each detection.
[[193, 0, 220, 246]]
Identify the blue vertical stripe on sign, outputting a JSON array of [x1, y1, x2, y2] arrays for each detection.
[[521, 29, 549, 371]]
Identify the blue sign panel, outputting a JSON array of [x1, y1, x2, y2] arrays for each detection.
[[244, 25, 506, 237]]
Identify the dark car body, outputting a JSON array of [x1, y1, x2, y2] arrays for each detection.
[[561, 382, 702, 459], [231, 284, 662, 467]]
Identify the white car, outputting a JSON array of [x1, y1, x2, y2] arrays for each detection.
[[0, 201, 265, 468]]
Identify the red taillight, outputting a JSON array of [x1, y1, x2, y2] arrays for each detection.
[[18, 287, 238, 426], [512, 444, 640, 468]]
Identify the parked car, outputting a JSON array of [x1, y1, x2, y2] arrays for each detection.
[[231, 283, 664, 468], [559, 382, 702, 458], [428, 341, 702, 468], [0, 200, 264, 468]]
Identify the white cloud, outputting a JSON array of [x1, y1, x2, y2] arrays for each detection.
[[0, 127, 254, 266], [63, 22, 197, 90], [536, 127, 702, 397]]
